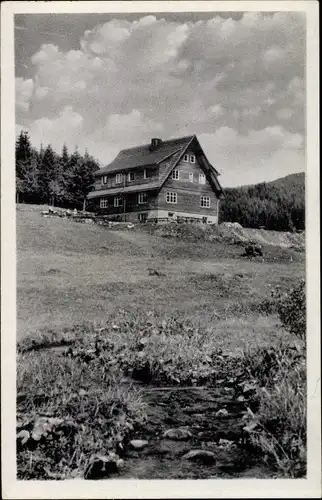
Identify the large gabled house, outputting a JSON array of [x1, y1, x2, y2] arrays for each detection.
[[87, 135, 224, 223]]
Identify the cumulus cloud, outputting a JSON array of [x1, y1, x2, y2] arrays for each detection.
[[15, 12, 305, 184], [28, 106, 84, 151], [16, 77, 33, 112], [276, 108, 294, 121], [93, 109, 164, 146], [199, 126, 304, 186]]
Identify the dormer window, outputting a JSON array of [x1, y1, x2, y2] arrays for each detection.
[[127, 171, 135, 182], [171, 169, 180, 180], [102, 175, 108, 185], [190, 155, 196, 163], [116, 173, 123, 184], [144, 168, 152, 179]]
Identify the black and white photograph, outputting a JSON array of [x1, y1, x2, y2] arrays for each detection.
[[1, 1, 320, 498]]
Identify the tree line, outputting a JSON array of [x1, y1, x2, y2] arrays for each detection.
[[16, 130, 99, 209], [16, 130, 305, 230], [219, 174, 305, 231]]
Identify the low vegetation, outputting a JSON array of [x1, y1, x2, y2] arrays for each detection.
[[17, 348, 147, 479], [17, 280, 306, 479], [241, 281, 306, 477]]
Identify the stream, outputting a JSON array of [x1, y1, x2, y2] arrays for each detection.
[[119, 384, 274, 479]]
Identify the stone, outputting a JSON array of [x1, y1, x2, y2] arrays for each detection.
[[17, 429, 30, 446], [218, 438, 236, 449], [193, 413, 204, 421], [162, 427, 192, 441], [129, 439, 149, 450], [85, 452, 124, 479], [31, 417, 64, 441], [215, 408, 229, 417], [182, 449, 216, 464]]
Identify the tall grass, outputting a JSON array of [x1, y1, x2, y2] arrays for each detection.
[[17, 350, 146, 479], [17, 278, 306, 478], [241, 279, 306, 477]]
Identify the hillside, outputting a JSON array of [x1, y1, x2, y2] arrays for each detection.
[[265, 172, 305, 191], [17, 203, 304, 340], [220, 173, 305, 231], [16, 204, 306, 480]]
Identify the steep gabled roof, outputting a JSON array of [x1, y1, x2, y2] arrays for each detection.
[[96, 135, 195, 176], [88, 134, 224, 199]]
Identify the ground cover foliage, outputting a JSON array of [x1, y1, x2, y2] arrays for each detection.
[[17, 279, 306, 479]]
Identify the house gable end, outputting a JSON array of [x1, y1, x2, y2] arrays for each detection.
[[88, 134, 224, 204], [160, 136, 223, 198]]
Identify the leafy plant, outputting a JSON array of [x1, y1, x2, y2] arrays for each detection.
[[240, 343, 306, 477], [275, 279, 306, 339]]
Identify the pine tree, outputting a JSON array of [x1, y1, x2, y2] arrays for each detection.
[[61, 144, 69, 169], [15, 130, 33, 203], [64, 149, 98, 209], [38, 144, 58, 204], [23, 149, 40, 202]]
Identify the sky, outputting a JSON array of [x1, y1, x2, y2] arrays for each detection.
[[15, 12, 306, 187]]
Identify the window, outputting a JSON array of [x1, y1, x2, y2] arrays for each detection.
[[189, 172, 194, 183], [190, 155, 196, 163], [199, 173, 206, 184], [100, 198, 108, 208], [114, 196, 123, 207], [166, 192, 177, 204], [127, 171, 135, 182], [116, 173, 123, 184], [101, 175, 108, 185], [183, 154, 189, 162], [171, 169, 180, 180], [138, 213, 148, 222], [138, 192, 148, 204], [144, 169, 152, 179], [200, 196, 210, 208]]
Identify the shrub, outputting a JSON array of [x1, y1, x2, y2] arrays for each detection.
[[275, 279, 306, 339], [240, 279, 306, 477], [241, 344, 306, 477]]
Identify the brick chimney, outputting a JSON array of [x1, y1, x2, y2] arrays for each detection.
[[149, 138, 162, 151]]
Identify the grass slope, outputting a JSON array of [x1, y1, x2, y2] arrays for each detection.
[[17, 204, 304, 346], [16, 204, 306, 479]]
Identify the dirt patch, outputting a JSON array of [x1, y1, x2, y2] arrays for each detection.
[[44, 268, 62, 275]]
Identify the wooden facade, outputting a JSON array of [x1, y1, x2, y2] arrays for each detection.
[[87, 136, 223, 223]]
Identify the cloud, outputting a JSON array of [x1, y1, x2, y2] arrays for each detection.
[[16, 77, 33, 112], [93, 109, 164, 146], [28, 106, 84, 151], [16, 12, 305, 184], [209, 104, 225, 118], [199, 126, 304, 186], [276, 108, 294, 121]]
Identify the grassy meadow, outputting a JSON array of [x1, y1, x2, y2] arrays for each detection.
[[16, 204, 306, 479], [17, 204, 304, 347]]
